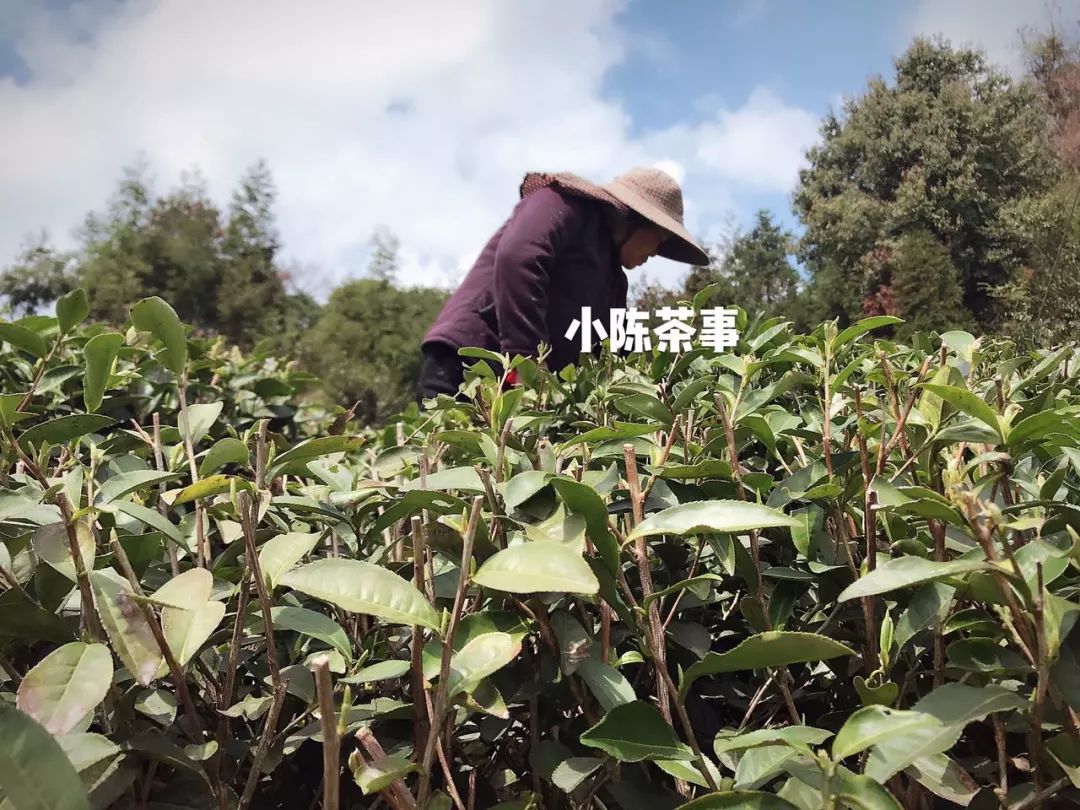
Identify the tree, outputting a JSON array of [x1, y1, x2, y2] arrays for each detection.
[[714, 211, 799, 318], [628, 274, 681, 312], [301, 231, 447, 422], [142, 170, 224, 332], [302, 279, 447, 422], [794, 37, 1059, 330], [367, 226, 400, 282], [890, 230, 971, 339], [1023, 25, 1080, 169], [79, 162, 158, 325], [0, 235, 77, 316], [217, 161, 289, 347]]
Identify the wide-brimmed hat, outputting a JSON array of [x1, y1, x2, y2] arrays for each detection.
[[520, 167, 709, 265]]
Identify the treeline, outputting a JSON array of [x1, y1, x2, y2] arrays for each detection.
[[5, 32, 1080, 420], [0, 163, 448, 423]]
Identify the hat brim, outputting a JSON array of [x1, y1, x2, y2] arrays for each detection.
[[519, 171, 710, 267], [601, 181, 710, 266]]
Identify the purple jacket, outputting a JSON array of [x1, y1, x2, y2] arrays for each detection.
[[423, 186, 628, 374]]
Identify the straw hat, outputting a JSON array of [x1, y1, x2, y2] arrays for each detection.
[[520, 167, 709, 265]]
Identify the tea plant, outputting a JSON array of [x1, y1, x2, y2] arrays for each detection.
[[0, 290, 1078, 809]]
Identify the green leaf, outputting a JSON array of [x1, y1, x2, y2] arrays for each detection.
[[681, 631, 854, 698], [259, 531, 320, 589], [894, 583, 954, 650], [0, 322, 48, 358], [946, 638, 1028, 672], [853, 676, 899, 708], [551, 757, 603, 793], [270, 606, 352, 659], [445, 632, 521, 697], [473, 543, 599, 595], [576, 658, 635, 711], [1046, 733, 1080, 789], [548, 476, 619, 575], [31, 519, 95, 583], [940, 331, 977, 363], [734, 744, 799, 789], [160, 600, 225, 671], [90, 569, 163, 686], [921, 384, 1003, 441], [579, 701, 694, 762], [680, 791, 800, 809], [169, 474, 234, 505], [656, 757, 724, 790], [349, 753, 420, 795], [0, 592, 75, 647], [55, 289, 89, 333], [502, 470, 551, 512], [82, 332, 123, 413], [402, 465, 484, 493], [0, 392, 24, 427], [95, 469, 180, 505], [0, 701, 91, 810], [458, 346, 506, 365], [272, 435, 366, 469], [838, 557, 993, 602], [15, 642, 113, 735], [713, 726, 832, 756], [557, 422, 656, 451], [130, 296, 187, 374], [832, 706, 940, 761], [835, 771, 903, 810], [615, 393, 673, 426], [19, 414, 114, 448], [178, 402, 222, 445], [341, 659, 411, 684], [280, 558, 440, 630], [199, 437, 250, 476], [149, 568, 211, 609], [52, 289, 89, 334], [643, 574, 722, 608], [627, 500, 798, 542], [655, 460, 734, 480], [830, 316, 902, 353], [114, 502, 188, 550], [865, 684, 1025, 781]]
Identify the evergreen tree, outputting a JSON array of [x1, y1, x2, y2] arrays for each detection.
[[890, 230, 970, 339], [794, 38, 1059, 330], [217, 161, 288, 347]]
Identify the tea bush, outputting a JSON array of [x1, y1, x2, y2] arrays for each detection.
[[1, 290, 1078, 809]]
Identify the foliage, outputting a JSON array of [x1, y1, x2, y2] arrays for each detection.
[[301, 277, 447, 423], [889, 230, 972, 340], [2, 290, 1080, 809], [794, 37, 1060, 330], [0, 162, 316, 352], [0, 237, 79, 319], [685, 212, 800, 325]]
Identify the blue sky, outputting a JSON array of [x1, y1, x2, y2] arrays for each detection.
[[608, 0, 909, 235], [0, 0, 1074, 292]]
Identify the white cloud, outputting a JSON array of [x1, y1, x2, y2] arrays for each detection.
[[908, 0, 1080, 75], [0, 0, 819, 293], [690, 88, 821, 192]]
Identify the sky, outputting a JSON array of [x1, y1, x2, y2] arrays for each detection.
[[1, 0, 1077, 295]]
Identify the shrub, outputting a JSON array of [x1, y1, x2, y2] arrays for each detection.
[[1, 294, 1078, 808]]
